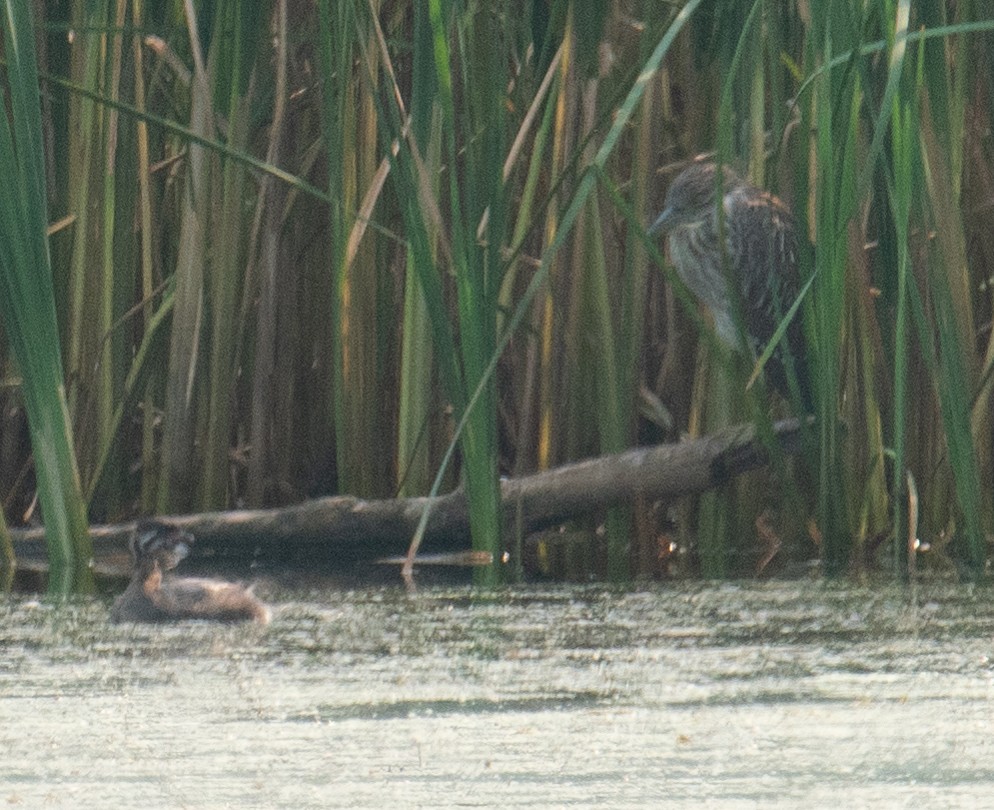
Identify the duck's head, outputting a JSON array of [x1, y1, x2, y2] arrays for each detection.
[[129, 519, 194, 572]]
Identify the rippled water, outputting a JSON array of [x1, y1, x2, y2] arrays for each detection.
[[2, 581, 993, 808]]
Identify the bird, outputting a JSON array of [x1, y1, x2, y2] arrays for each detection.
[[650, 158, 811, 409], [110, 519, 270, 624]]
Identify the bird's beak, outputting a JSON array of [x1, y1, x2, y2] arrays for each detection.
[[648, 206, 674, 235]]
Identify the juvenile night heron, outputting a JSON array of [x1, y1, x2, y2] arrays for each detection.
[[650, 158, 810, 409]]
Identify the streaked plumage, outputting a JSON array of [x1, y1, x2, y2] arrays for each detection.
[[650, 159, 809, 407]]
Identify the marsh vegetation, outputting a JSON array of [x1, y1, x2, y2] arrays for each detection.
[[0, 1, 992, 590]]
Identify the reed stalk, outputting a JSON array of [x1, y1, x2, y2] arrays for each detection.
[[1, 1, 992, 584], [0, 0, 92, 592]]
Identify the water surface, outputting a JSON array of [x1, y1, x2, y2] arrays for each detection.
[[2, 581, 993, 807]]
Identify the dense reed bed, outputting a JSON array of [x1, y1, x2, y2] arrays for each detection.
[[1, 0, 992, 591]]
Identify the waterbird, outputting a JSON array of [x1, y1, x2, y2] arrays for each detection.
[[650, 157, 811, 409], [110, 519, 270, 624]]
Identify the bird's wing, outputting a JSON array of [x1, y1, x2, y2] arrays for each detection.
[[728, 190, 801, 353]]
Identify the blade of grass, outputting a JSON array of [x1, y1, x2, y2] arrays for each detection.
[[0, 0, 92, 592]]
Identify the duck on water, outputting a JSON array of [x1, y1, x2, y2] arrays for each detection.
[[110, 519, 270, 624]]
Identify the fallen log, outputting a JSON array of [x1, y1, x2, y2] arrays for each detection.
[[10, 417, 805, 573]]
